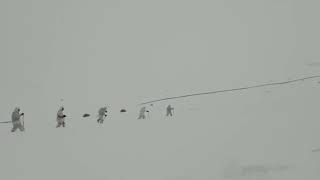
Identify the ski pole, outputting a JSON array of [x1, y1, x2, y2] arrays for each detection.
[[0, 121, 11, 124], [147, 111, 150, 119]]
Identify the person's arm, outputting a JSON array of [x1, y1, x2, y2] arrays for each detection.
[[57, 114, 66, 118]]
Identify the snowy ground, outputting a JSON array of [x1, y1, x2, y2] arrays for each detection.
[[1, 82, 320, 180]]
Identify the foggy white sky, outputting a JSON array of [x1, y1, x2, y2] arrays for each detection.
[[1, 0, 320, 114]]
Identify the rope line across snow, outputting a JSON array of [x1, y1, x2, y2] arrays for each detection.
[[140, 75, 320, 105]]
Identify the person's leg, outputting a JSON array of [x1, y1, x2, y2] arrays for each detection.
[[11, 125, 17, 132], [18, 124, 24, 131], [62, 121, 65, 127], [98, 118, 102, 123]]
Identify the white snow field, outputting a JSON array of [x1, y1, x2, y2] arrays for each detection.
[[1, 0, 320, 179], [1, 82, 320, 180]]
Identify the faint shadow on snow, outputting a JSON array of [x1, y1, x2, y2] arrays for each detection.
[[223, 163, 290, 179]]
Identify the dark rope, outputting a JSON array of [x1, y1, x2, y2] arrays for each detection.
[[140, 75, 320, 105], [0, 121, 11, 124]]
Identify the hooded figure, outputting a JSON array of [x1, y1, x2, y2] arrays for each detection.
[[56, 106, 66, 128], [97, 107, 107, 124], [11, 107, 24, 132], [138, 107, 147, 119], [166, 105, 174, 116]]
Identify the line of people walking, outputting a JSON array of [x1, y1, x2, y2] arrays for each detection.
[[7, 104, 175, 132], [137, 105, 174, 119]]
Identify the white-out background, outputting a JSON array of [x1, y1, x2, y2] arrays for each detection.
[[1, 0, 320, 179]]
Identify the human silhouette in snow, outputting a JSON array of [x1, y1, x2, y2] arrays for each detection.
[[166, 105, 174, 117], [11, 107, 24, 132], [97, 107, 107, 124], [56, 106, 66, 128]]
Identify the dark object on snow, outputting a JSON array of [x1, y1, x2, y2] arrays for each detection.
[[120, 109, 127, 113], [83, 114, 90, 118]]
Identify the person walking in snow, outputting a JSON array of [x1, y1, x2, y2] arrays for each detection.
[[166, 105, 174, 117], [97, 107, 107, 124], [56, 106, 66, 128], [138, 106, 147, 119], [11, 107, 25, 132]]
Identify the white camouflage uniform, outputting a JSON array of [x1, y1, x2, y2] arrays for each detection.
[[56, 107, 66, 128], [138, 107, 147, 119], [166, 105, 174, 116], [97, 107, 107, 124], [11, 107, 24, 132]]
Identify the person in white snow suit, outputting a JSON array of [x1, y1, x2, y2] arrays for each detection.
[[138, 106, 147, 119], [56, 106, 66, 128], [97, 107, 107, 124], [166, 105, 174, 116], [11, 107, 24, 132]]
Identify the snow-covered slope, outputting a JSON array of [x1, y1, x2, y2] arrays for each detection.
[[1, 82, 320, 180]]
